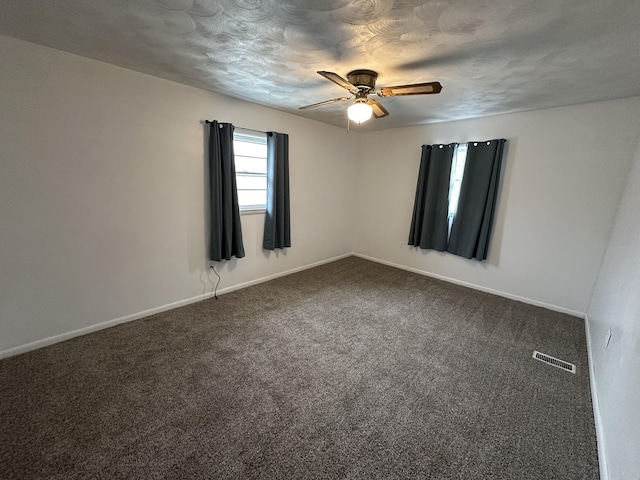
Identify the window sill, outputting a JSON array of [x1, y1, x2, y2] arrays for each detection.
[[240, 208, 266, 215]]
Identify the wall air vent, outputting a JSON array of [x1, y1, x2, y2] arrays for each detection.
[[532, 350, 576, 373]]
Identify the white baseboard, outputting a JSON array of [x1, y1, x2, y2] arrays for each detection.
[[0, 251, 586, 356], [352, 253, 586, 318], [1, 251, 608, 478], [354, 253, 604, 476], [214, 253, 352, 296], [584, 314, 608, 480], [0, 295, 215, 360], [0, 253, 352, 360]]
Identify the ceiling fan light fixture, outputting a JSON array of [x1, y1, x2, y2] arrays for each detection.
[[347, 101, 373, 124]]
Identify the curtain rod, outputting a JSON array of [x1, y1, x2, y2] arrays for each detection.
[[204, 120, 266, 135]]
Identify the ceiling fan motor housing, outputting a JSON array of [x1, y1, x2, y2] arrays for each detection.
[[347, 70, 378, 91]]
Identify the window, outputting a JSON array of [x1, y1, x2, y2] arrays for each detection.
[[447, 143, 468, 235], [409, 139, 505, 260], [233, 130, 267, 212]]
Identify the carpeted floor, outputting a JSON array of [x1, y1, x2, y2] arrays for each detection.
[[0, 257, 598, 479]]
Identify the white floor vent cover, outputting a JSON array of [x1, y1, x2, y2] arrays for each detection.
[[533, 351, 576, 373]]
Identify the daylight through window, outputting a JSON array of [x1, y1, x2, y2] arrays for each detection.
[[233, 131, 267, 212], [447, 143, 468, 235]]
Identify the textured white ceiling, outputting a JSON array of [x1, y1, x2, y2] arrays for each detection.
[[1, 0, 639, 130]]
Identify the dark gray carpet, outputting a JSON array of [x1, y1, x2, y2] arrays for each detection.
[[0, 256, 598, 479]]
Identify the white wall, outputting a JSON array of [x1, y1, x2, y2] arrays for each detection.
[[0, 35, 358, 356], [586, 132, 640, 480], [355, 99, 640, 315]]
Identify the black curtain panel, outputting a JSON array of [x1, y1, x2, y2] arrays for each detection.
[[448, 139, 506, 260], [263, 132, 291, 250], [408, 144, 455, 251], [209, 121, 245, 261]]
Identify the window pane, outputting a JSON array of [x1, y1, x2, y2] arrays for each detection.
[[236, 174, 267, 190], [448, 143, 468, 234], [234, 140, 267, 158], [235, 155, 267, 174], [238, 189, 267, 209], [234, 132, 267, 210]]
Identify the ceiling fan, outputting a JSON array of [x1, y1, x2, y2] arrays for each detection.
[[300, 70, 442, 124]]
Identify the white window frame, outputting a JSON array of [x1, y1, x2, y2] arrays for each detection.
[[233, 130, 267, 213]]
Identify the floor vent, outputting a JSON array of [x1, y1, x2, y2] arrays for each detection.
[[533, 351, 576, 373]]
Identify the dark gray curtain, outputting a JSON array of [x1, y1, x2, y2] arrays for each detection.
[[408, 144, 455, 251], [448, 139, 505, 260], [209, 121, 245, 261], [263, 132, 291, 250]]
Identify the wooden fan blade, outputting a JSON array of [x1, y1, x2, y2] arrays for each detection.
[[367, 98, 389, 118], [378, 81, 442, 97], [317, 71, 357, 91], [299, 97, 351, 110]]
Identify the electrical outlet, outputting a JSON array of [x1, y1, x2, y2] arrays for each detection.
[[605, 329, 612, 348]]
